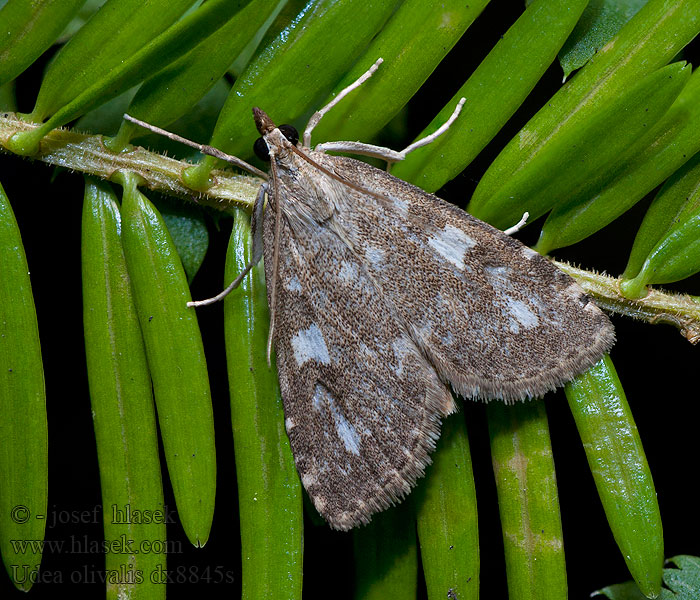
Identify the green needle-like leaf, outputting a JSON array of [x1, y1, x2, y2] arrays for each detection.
[[112, 0, 279, 149], [310, 0, 490, 145], [488, 401, 567, 600], [29, 0, 197, 121], [0, 181, 48, 592], [119, 172, 216, 547], [470, 0, 700, 229], [537, 64, 700, 254], [621, 152, 700, 298], [558, 0, 647, 78], [415, 413, 479, 600], [0, 0, 87, 88], [566, 355, 663, 598], [224, 209, 303, 600], [81, 178, 166, 600], [624, 151, 700, 281], [472, 61, 691, 230], [393, 0, 589, 192], [187, 0, 401, 186], [8, 0, 253, 156], [594, 581, 658, 600], [353, 502, 418, 600]]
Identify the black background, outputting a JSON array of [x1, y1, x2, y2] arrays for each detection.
[[2, 1, 699, 598]]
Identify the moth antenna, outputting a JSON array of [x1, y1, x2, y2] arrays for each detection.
[[123, 114, 268, 180], [303, 58, 384, 148], [266, 156, 284, 366], [503, 212, 530, 236]]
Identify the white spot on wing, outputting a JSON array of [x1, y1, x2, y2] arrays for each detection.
[[428, 224, 476, 270], [416, 320, 434, 339], [564, 282, 583, 299], [339, 261, 357, 282], [391, 195, 409, 217], [329, 397, 361, 455], [313, 384, 361, 455], [392, 340, 406, 377], [358, 341, 378, 361], [285, 417, 295, 431], [485, 265, 510, 283], [338, 426, 360, 455], [521, 246, 538, 260], [485, 265, 540, 332], [286, 275, 302, 292], [508, 298, 539, 329], [292, 324, 330, 366], [391, 336, 415, 377], [365, 245, 385, 267]]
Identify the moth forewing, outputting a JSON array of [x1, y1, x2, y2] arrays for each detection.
[[303, 153, 615, 402], [260, 188, 456, 529]]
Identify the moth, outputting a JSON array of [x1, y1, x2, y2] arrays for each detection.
[[125, 59, 615, 531]]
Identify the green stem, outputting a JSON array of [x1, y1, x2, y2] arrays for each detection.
[[3, 113, 700, 341], [554, 259, 700, 344], [0, 113, 259, 210]]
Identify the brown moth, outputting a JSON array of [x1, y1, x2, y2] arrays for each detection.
[[125, 59, 614, 531]]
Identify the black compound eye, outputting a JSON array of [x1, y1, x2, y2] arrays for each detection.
[[278, 124, 299, 146], [253, 137, 269, 161], [253, 124, 299, 162]]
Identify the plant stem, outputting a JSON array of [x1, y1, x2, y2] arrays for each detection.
[[3, 113, 699, 343], [0, 112, 260, 210], [555, 260, 700, 344]]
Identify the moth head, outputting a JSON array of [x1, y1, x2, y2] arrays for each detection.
[[252, 107, 299, 162]]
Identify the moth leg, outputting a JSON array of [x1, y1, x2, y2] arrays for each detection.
[[303, 58, 384, 148], [188, 184, 267, 308], [314, 140, 405, 163], [503, 212, 530, 236], [315, 98, 466, 171]]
